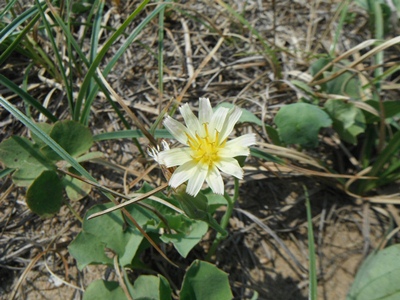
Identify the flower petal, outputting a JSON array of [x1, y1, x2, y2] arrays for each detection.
[[199, 98, 213, 124], [218, 146, 249, 158], [169, 160, 197, 188], [218, 133, 257, 157], [218, 106, 242, 142], [209, 107, 229, 134], [164, 116, 190, 145], [180, 103, 203, 137], [186, 163, 208, 196], [215, 157, 243, 179], [205, 165, 224, 194], [158, 147, 192, 167]]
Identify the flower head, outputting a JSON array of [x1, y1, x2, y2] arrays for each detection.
[[156, 98, 256, 196]]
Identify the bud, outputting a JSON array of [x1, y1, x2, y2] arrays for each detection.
[[173, 184, 209, 221]]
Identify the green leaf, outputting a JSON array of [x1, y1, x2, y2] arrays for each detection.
[[73, 201, 157, 269], [68, 231, 112, 270], [63, 169, 92, 201], [250, 147, 284, 164], [217, 102, 263, 126], [324, 70, 361, 98], [180, 260, 233, 300], [347, 244, 400, 300], [310, 57, 332, 77], [360, 130, 400, 193], [82, 280, 125, 300], [0, 96, 96, 184], [305, 187, 317, 300], [274, 103, 332, 148], [363, 100, 400, 123], [26, 170, 63, 217], [0, 73, 56, 125], [81, 204, 147, 267], [93, 129, 173, 141], [265, 125, 282, 145], [131, 275, 172, 300], [41, 120, 93, 160], [161, 219, 208, 258], [324, 99, 365, 144], [0, 136, 54, 186], [203, 189, 228, 213], [30, 122, 53, 147]]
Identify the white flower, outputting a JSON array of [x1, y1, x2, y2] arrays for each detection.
[[156, 98, 256, 196]]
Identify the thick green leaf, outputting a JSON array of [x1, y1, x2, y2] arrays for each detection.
[[26, 170, 63, 217], [203, 189, 228, 213], [63, 170, 92, 201], [82, 280, 125, 300], [324, 70, 361, 98], [131, 275, 172, 300], [0, 136, 54, 186], [274, 103, 332, 148], [180, 260, 233, 300], [347, 244, 400, 300], [324, 99, 366, 144], [310, 57, 332, 77], [265, 124, 282, 145], [41, 120, 93, 160], [30, 122, 53, 147], [217, 102, 262, 126], [363, 100, 400, 123], [81, 204, 147, 267], [250, 147, 284, 164], [68, 231, 112, 270], [161, 219, 208, 258]]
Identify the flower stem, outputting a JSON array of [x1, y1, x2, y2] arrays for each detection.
[[205, 178, 239, 261], [65, 201, 83, 223]]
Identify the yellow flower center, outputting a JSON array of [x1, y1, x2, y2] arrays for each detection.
[[187, 123, 224, 166]]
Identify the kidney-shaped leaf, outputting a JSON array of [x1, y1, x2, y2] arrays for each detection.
[[347, 244, 400, 300], [42, 120, 93, 160], [180, 260, 233, 300], [324, 99, 365, 144], [131, 275, 172, 300], [274, 103, 332, 148], [0, 136, 54, 186], [83, 280, 126, 300], [26, 170, 63, 217], [63, 169, 92, 201], [161, 219, 208, 258], [68, 231, 112, 270]]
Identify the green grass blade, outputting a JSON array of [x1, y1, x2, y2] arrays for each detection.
[[87, 0, 104, 99], [215, 0, 281, 78], [371, 0, 383, 91], [0, 2, 45, 43], [0, 12, 41, 66], [79, 0, 169, 124], [361, 130, 400, 193], [249, 147, 284, 164], [76, 0, 151, 122], [35, 0, 74, 115], [93, 129, 173, 142], [0, 0, 19, 19], [304, 186, 318, 300], [329, 0, 350, 56], [0, 74, 58, 122], [158, 4, 165, 99], [0, 168, 14, 179]]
